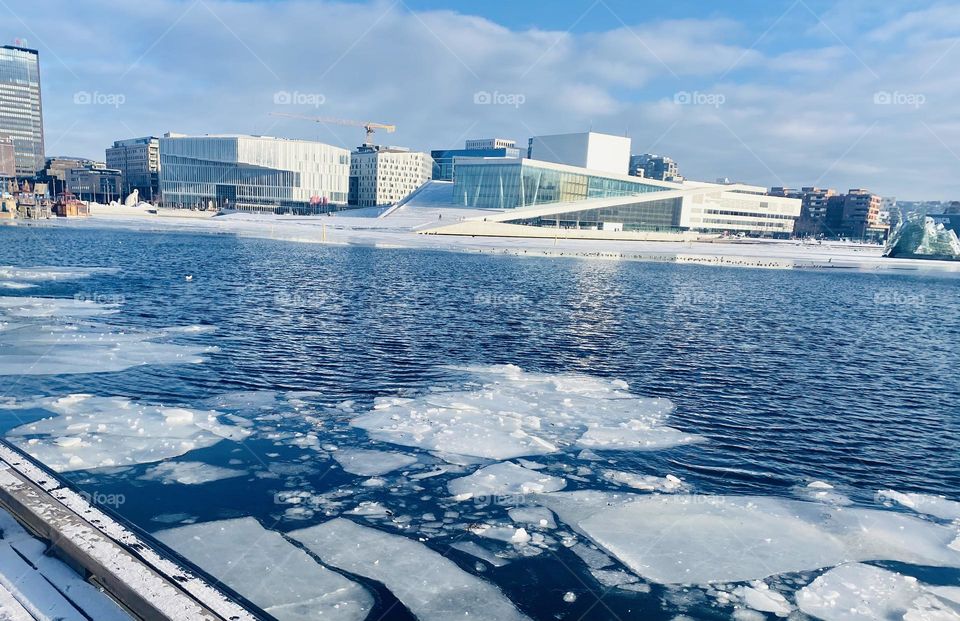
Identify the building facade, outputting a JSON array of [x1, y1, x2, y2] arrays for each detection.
[[106, 136, 160, 201], [841, 189, 888, 240], [0, 45, 44, 177], [0, 136, 15, 178], [430, 139, 520, 181], [37, 157, 99, 197], [349, 146, 431, 207], [67, 166, 122, 203], [629, 154, 681, 181], [159, 134, 350, 213], [527, 132, 631, 175]]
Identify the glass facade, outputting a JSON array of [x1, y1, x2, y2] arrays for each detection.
[[430, 147, 520, 181], [159, 136, 350, 214], [505, 197, 684, 232], [0, 46, 44, 176], [452, 160, 668, 210]]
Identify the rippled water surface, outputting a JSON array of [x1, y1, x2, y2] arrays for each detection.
[[1, 224, 958, 620]]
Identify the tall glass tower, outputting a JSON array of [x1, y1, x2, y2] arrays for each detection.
[[0, 45, 44, 177]]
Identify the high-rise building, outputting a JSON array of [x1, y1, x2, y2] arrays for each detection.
[[0, 45, 44, 177], [349, 145, 431, 207], [430, 138, 520, 181], [629, 154, 681, 182], [106, 136, 160, 201], [527, 132, 631, 175], [0, 136, 15, 178], [158, 134, 350, 213]]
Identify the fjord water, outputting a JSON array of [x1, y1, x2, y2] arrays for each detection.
[[1, 224, 958, 620]]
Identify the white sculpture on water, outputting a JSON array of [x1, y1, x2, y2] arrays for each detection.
[[124, 189, 140, 207]]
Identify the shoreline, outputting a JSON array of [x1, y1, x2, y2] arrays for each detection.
[[5, 212, 960, 277]]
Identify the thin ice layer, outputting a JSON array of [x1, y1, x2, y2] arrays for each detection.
[[157, 518, 371, 621], [289, 518, 530, 621], [538, 492, 960, 584], [352, 365, 699, 460], [797, 563, 960, 621], [0, 296, 214, 376], [332, 449, 417, 476], [139, 461, 246, 485], [448, 462, 565, 499], [5, 395, 249, 472]]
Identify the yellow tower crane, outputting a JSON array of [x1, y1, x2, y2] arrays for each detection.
[[269, 112, 396, 145]]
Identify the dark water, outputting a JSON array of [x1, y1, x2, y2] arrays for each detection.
[[1, 223, 958, 620]]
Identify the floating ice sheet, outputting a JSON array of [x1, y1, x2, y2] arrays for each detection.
[[0, 295, 214, 376], [156, 517, 371, 621], [796, 563, 960, 621], [352, 365, 700, 460], [289, 518, 531, 621], [333, 449, 417, 476], [5, 394, 249, 472], [0, 266, 118, 284], [139, 461, 246, 485], [538, 492, 960, 584], [448, 462, 565, 499]]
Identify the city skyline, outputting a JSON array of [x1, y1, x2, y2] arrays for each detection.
[[2, 0, 958, 199]]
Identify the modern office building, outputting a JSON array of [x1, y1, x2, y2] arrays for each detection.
[[0, 45, 44, 177], [349, 145, 431, 207], [527, 132, 631, 175], [106, 136, 160, 201], [771, 186, 839, 236], [159, 134, 350, 213], [37, 156, 99, 197], [67, 166, 122, 203], [629, 154, 681, 182], [430, 138, 520, 181], [449, 157, 800, 237]]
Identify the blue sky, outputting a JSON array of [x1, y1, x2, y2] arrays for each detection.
[[3, 0, 959, 199]]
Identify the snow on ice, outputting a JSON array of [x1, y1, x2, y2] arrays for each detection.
[[4, 394, 249, 472], [333, 449, 418, 476], [351, 365, 700, 460]]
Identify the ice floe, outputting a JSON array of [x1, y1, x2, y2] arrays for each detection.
[[601, 470, 686, 492], [351, 365, 700, 460], [795, 481, 852, 506], [448, 462, 566, 500], [139, 461, 246, 485], [0, 265, 118, 286], [797, 563, 960, 621], [156, 517, 372, 621], [332, 448, 417, 476], [0, 295, 214, 375], [289, 518, 531, 621], [732, 583, 792, 617], [5, 395, 249, 472], [538, 492, 960, 584], [877, 489, 960, 521]]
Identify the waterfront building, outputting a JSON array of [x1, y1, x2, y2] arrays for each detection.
[[0, 136, 15, 178], [159, 134, 350, 213], [770, 187, 839, 237], [106, 136, 160, 201], [841, 189, 888, 241], [0, 45, 44, 176], [527, 131, 630, 175], [629, 154, 681, 182], [37, 156, 99, 197], [67, 166, 122, 203], [430, 138, 520, 181], [349, 145, 431, 207], [450, 157, 800, 237]]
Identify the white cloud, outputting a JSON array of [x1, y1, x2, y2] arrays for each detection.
[[6, 0, 959, 198]]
